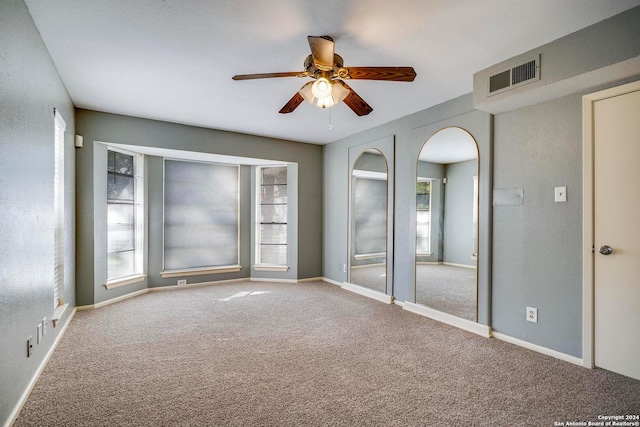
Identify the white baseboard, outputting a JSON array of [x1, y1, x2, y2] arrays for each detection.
[[341, 282, 393, 304], [250, 277, 300, 283], [492, 331, 583, 366], [402, 302, 491, 337], [393, 299, 406, 307], [76, 288, 149, 311], [351, 263, 386, 269], [150, 278, 247, 292], [321, 277, 343, 286], [442, 262, 477, 269], [6, 306, 77, 427]]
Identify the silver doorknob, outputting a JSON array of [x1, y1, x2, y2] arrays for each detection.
[[599, 245, 613, 255]]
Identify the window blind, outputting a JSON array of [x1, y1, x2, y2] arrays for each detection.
[[164, 160, 239, 271], [53, 110, 65, 309]]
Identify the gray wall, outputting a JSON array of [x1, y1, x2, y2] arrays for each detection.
[[0, 0, 76, 424], [492, 93, 583, 356], [474, 6, 640, 113], [486, 7, 640, 358], [324, 5, 640, 358], [443, 159, 477, 266], [75, 110, 322, 305], [324, 97, 492, 323]]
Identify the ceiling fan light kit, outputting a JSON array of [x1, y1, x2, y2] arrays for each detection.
[[232, 36, 416, 116], [299, 78, 350, 109]]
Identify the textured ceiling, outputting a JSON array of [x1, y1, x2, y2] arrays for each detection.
[[24, 0, 640, 145]]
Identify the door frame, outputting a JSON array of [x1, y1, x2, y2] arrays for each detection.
[[582, 79, 640, 369]]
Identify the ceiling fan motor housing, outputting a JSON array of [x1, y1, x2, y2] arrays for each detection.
[[304, 54, 346, 79]]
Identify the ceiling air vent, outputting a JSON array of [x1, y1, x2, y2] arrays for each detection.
[[488, 54, 540, 96]]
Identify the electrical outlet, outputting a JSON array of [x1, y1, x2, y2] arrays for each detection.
[[526, 306, 538, 323], [27, 336, 33, 357], [42, 317, 47, 337], [177, 279, 187, 286], [37, 324, 42, 344], [342, 264, 347, 273]]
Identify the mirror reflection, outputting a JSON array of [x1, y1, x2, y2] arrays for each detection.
[[350, 149, 388, 293], [416, 128, 478, 321]]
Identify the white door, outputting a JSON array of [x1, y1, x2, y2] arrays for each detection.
[[593, 84, 640, 380]]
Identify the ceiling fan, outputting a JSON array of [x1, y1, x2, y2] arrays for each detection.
[[232, 35, 416, 116]]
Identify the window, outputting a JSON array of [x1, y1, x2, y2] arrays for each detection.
[[472, 175, 479, 258], [107, 148, 143, 281], [53, 110, 65, 308], [416, 179, 431, 254], [163, 160, 239, 273], [353, 176, 387, 257], [257, 166, 288, 266]]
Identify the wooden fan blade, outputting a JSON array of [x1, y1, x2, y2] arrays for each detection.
[[343, 67, 416, 82], [232, 71, 300, 80], [308, 36, 335, 71], [336, 81, 373, 116], [279, 92, 304, 114]]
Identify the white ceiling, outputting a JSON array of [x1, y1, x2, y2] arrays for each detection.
[[419, 127, 478, 164], [25, 0, 640, 145]]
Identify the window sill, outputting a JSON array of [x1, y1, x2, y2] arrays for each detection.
[[160, 265, 242, 279], [354, 252, 386, 260], [105, 274, 146, 290], [253, 264, 289, 272], [52, 303, 69, 328], [417, 252, 432, 257]]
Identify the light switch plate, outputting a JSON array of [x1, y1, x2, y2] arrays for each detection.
[[555, 186, 567, 202]]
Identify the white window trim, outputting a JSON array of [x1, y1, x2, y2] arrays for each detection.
[[104, 274, 147, 290], [51, 303, 69, 328], [354, 252, 386, 260], [160, 265, 242, 278], [106, 146, 145, 281], [253, 264, 289, 272], [352, 169, 386, 180]]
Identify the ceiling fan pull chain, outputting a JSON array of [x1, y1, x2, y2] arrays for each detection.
[[328, 105, 333, 130]]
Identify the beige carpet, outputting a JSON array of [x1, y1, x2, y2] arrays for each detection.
[[416, 264, 477, 321], [349, 264, 386, 293], [15, 281, 640, 426]]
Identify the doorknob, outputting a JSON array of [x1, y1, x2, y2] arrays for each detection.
[[599, 245, 613, 255]]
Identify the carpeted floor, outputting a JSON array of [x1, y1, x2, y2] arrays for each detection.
[[350, 263, 476, 321], [349, 264, 386, 293], [14, 281, 640, 426], [416, 264, 477, 321]]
